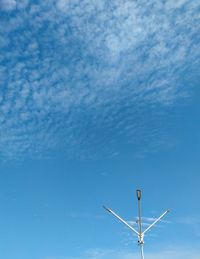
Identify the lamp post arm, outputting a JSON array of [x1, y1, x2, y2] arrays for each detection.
[[103, 206, 139, 236], [142, 209, 170, 235]]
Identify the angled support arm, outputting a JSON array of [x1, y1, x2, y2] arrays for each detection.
[[142, 209, 170, 235], [103, 205, 139, 236]]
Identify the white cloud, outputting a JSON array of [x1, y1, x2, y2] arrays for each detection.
[[56, 0, 80, 12], [0, 0, 16, 10], [0, 0, 199, 161]]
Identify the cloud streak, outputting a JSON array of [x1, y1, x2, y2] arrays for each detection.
[[44, 247, 200, 259]]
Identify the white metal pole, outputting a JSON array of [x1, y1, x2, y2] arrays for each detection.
[[140, 244, 144, 259], [137, 190, 142, 239], [137, 190, 145, 259]]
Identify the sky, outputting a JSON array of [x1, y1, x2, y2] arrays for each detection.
[[0, 0, 200, 258]]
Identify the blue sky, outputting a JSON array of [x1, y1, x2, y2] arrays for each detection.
[[0, 0, 200, 258]]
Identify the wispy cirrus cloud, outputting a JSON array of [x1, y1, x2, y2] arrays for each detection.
[[44, 247, 200, 259], [128, 216, 171, 228], [0, 0, 199, 161]]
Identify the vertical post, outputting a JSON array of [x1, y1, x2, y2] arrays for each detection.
[[137, 189, 144, 259], [136, 190, 142, 236], [140, 244, 145, 259]]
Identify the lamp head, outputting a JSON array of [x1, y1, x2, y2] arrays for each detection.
[[136, 189, 141, 200]]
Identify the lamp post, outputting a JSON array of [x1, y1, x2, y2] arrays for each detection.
[[136, 190, 144, 259], [103, 189, 170, 259]]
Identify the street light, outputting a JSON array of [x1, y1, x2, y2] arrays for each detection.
[[103, 189, 170, 259]]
